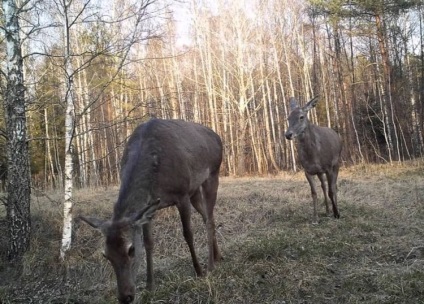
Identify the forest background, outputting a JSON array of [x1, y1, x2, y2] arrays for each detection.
[[1, 0, 423, 189], [1, 0, 424, 296], [0, 0, 422, 281]]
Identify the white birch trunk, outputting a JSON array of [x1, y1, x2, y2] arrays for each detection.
[[60, 0, 75, 260], [44, 108, 56, 186], [193, 54, 201, 122], [282, 34, 297, 172]]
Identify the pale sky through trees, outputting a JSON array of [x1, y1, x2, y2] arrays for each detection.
[[171, 0, 258, 48], [173, 3, 192, 47]]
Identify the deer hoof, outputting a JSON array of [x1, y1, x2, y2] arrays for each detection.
[[195, 268, 205, 277]]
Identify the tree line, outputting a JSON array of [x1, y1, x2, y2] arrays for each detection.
[[1, 0, 423, 260], [4, 0, 424, 186]]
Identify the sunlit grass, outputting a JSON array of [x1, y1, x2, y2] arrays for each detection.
[[1, 161, 424, 303]]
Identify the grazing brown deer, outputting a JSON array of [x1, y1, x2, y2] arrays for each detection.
[[285, 96, 342, 224], [80, 118, 223, 304]]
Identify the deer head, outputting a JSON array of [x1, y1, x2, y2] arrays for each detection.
[[285, 96, 319, 140], [79, 198, 160, 304]]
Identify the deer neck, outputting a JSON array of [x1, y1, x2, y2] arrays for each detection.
[[113, 165, 156, 221], [297, 122, 315, 142], [297, 123, 317, 156]]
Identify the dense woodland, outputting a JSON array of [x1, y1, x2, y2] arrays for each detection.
[[1, 0, 423, 189]]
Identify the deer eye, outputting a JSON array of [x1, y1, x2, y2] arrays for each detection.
[[299, 115, 304, 120], [128, 245, 135, 257]]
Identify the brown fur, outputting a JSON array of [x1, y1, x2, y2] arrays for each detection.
[[80, 118, 223, 303], [285, 97, 342, 224]]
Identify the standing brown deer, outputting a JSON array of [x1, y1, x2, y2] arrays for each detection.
[[285, 96, 342, 224], [80, 118, 223, 304]]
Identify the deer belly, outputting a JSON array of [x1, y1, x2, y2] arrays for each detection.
[[189, 168, 211, 191], [303, 163, 325, 175]]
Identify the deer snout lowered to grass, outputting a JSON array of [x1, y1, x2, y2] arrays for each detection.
[[285, 96, 342, 224], [80, 118, 223, 304]]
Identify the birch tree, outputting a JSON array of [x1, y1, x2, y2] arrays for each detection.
[[2, 0, 32, 261], [58, 0, 163, 258], [59, 0, 76, 260]]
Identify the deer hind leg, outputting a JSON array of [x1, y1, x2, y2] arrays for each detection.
[[177, 195, 203, 277], [326, 167, 340, 218], [142, 222, 154, 290], [305, 172, 319, 224], [200, 173, 222, 269], [190, 187, 216, 272], [318, 173, 331, 216]]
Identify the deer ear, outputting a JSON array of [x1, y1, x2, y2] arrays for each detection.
[[304, 96, 320, 111], [79, 216, 107, 229], [132, 198, 161, 225], [289, 97, 298, 110]]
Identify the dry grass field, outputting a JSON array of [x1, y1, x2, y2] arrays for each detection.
[[1, 161, 424, 303]]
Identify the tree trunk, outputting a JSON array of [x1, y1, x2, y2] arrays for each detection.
[[3, 0, 32, 262], [44, 108, 57, 187], [375, 13, 395, 162], [237, 111, 247, 176], [283, 38, 297, 172], [60, 0, 76, 260]]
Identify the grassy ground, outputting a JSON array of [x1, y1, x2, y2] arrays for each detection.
[[0, 161, 424, 303]]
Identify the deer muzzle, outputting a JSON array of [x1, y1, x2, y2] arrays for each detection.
[[285, 131, 293, 140]]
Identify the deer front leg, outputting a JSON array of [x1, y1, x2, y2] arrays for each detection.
[[305, 173, 319, 224], [318, 173, 331, 216], [142, 222, 154, 290]]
